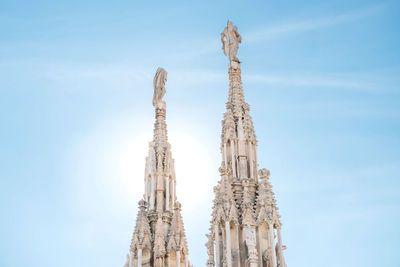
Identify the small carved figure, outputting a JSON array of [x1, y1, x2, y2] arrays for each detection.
[[243, 226, 258, 265], [205, 234, 215, 259], [152, 67, 168, 107], [276, 243, 286, 267], [221, 21, 242, 62], [263, 249, 272, 267], [258, 168, 270, 179], [243, 226, 256, 247]]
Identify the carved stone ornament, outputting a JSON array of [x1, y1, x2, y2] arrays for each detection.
[[258, 168, 270, 179], [243, 226, 258, 264], [221, 21, 242, 62], [263, 248, 272, 267], [152, 67, 168, 107], [205, 233, 215, 265]]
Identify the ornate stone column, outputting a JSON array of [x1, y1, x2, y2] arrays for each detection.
[[150, 174, 155, 210], [269, 224, 277, 267], [230, 141, 236, 178], [277, 227, 286, 267], [166, 252, 170, 267], [166, 176, 170, 211], [172, 179, 176, 209], [248, 142, 254, 179], [176, 250, 181, 267], [137, 248, 142, 267], [237, 118, 248, 179], [223, 143, 228, 165], [129, 251, 133, 267], [225, 221, 232, 267], [214, 224, 221, 267], [145, 171, 149, 201], [156, 174, 164, 212]]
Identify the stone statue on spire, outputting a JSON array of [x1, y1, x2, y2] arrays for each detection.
[[152, 67, 168, 107], [221, 21, 242, 62]]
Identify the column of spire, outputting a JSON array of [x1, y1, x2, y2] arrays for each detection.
[[221, 60, 258, 182]]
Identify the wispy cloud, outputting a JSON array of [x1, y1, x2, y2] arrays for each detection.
[[246, 5, 385, 43], [2, 58, 397, 94], [244, 72, 398, 93], [135, 5, 387, 62], [169, 68, 399, 94]]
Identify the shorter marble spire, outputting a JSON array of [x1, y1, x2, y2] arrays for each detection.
[[124, 68, 190, 267]]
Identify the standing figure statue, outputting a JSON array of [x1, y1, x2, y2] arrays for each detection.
[[205, 233, 215, 265], [152, 67, 168, 107], [243, 226, 258, 266], [221, 21, 242, 62], [275, 243, 286, 267]]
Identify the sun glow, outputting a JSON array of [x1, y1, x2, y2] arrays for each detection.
[[67, 111, 214, 215], [168, 130, 214, 211]]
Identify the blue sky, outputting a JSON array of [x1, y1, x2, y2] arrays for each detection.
[[0, 0, 399, 266]]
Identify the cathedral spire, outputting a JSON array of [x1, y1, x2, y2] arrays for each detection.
[[220, 21, 257, 182], [207, 22, 287, 267], [144, 68, 176, 212], [124, 68, 190, 267]]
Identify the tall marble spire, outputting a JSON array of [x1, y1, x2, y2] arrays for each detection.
[[124, 68, 189, 267], [206, 21, 288, 267]]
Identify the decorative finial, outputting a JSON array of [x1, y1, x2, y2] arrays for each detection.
[[221, 21, 242, 62], [174, 201, 182, 211], [138, 199, 147, 211], [152, 67, 168, 107], [258, 168, 271, 180], [219, 162, 231, 176]]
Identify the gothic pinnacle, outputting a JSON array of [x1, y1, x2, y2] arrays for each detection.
[[207, 22, 288, 267], [124, 68, 190, 267]]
